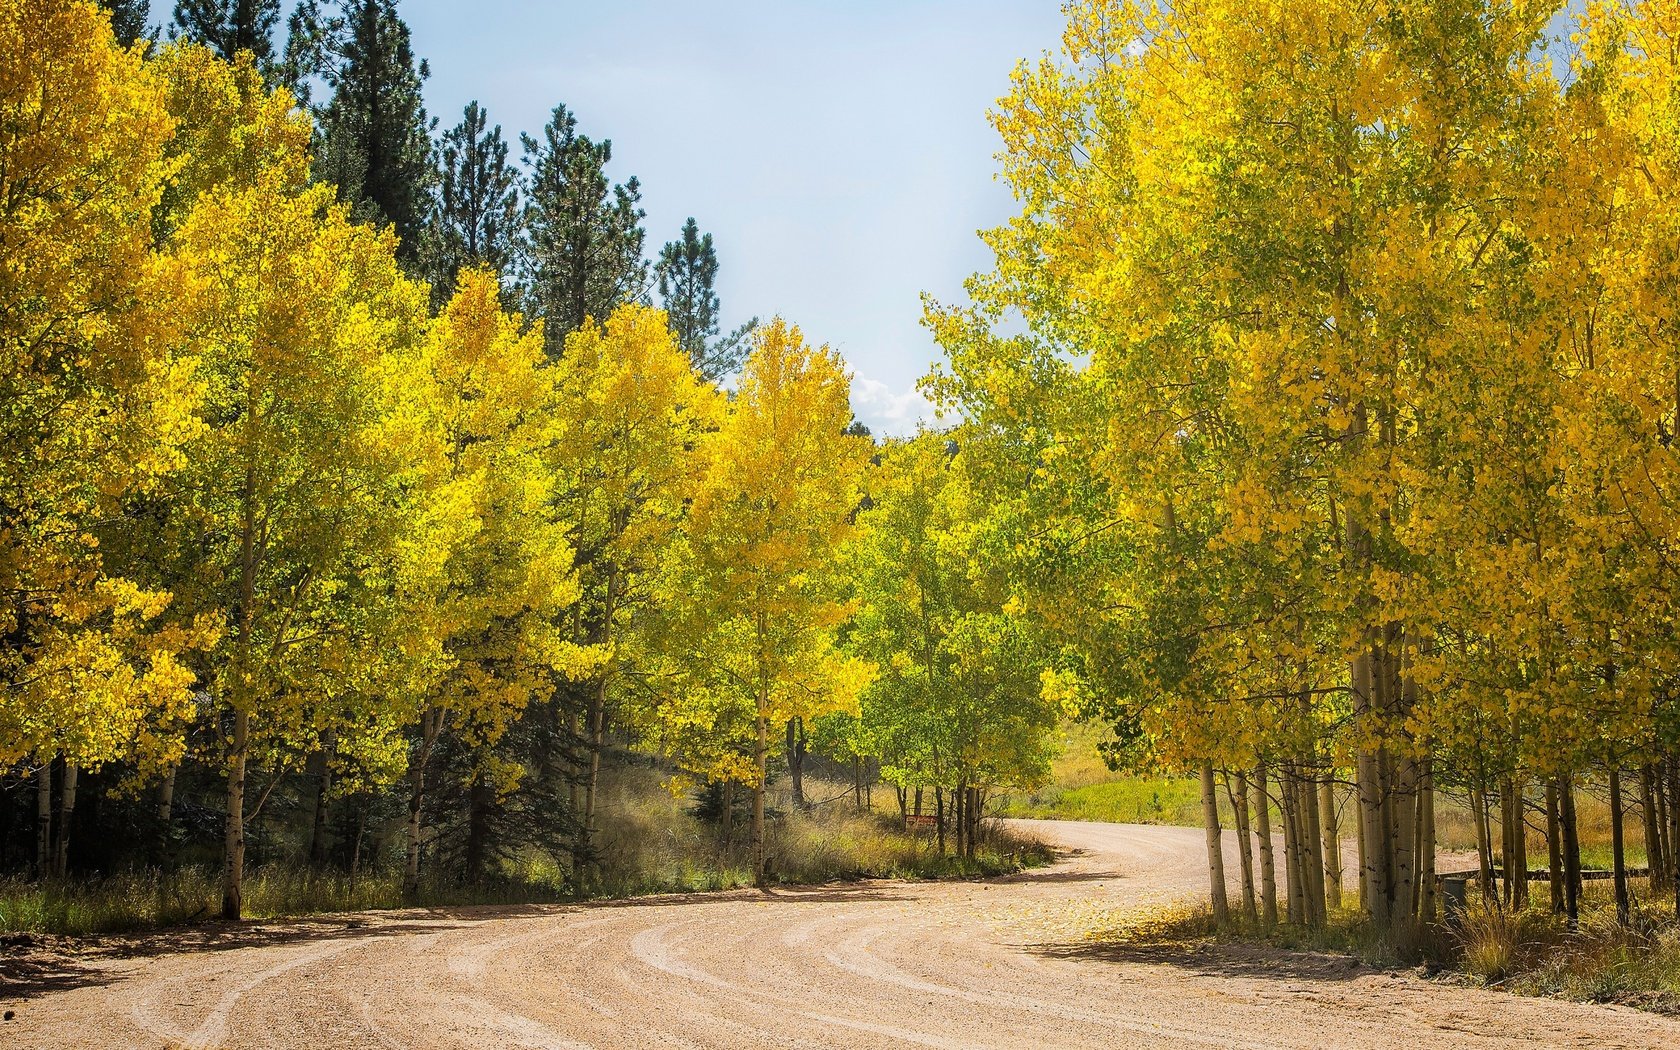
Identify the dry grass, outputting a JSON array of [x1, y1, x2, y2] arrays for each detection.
[[1, 767, 1050, 937], [1450, 883, 1680, 1011], [1081, 878, 1680, 1016]]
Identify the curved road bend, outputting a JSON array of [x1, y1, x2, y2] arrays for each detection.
[[3, 819, 1674, 1049]]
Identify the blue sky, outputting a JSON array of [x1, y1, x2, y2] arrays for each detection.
[[401, 1, 1067, 434]]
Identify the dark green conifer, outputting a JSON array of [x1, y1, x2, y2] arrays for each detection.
[[429, 101, 520, 298], [655, 218, 756, 381], [520, 104, 647, 350], [99, 0, 152, 48], [170, 0, 281, 62]]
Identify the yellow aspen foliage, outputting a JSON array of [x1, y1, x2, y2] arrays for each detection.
[[548, 302, 722, 862], [650, 318, 873, 882], [161, 175, 436, 917], [149, 41, 314, 237], [0, 0, 203, 773], [395, 269, 595, 894]]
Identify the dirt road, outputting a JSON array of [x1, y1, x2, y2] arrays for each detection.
[[4, 819, 1674, 1049]]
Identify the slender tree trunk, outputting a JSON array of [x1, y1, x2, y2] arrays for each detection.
[[1227, 772, 1258, 923], [1560, 775, 1583, 926], [1252, 767, 1278, 926], [1302, 772, 1327, 926], [751, 704, 768, 886], [223, 707, 249, 920], [1472, 779, 1496, 904], [1610, 764, 1630, 926], [895, 785, 908, 821], [35, 759, 52, 880], [914, 787, 923, 817], [1417, 760, 1436, 921], [466, 770, 492, 885], [1390, 753, 1418, 926], [1668, 758, 1680, 920], [53, 763, 78, 878], [1320, 779, 1342, 911], [1546, 782, 1564, 914], [226, 407, 259, 923], [1499, 781, 1516, 908], [787, 717, 806, 810], [311, 750, 333, 869], [935, 786, 946, 856], [157, 766, 176, 866], [1282, 773, 1307, 924], [1659, 759, 1674, 890], [1509, 780, 1528, 910], [720, 779, 735, 848], [403, 709, 441, 896], [1352, 647, 1389, 924], [1642, 765, 1662, 897], [581, 685, 608, 840], [1200, 760, 1229, 924]]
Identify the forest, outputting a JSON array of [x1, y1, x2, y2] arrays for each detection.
[[1, 0, 1058, 923], [10, 0, 1680, 963], [945, 0, 1680, 936]]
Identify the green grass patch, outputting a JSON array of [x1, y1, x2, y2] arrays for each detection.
[[996, 776, 1208, 825]]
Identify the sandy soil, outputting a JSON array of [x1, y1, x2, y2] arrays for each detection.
[[2, 819, 1674, 1049]]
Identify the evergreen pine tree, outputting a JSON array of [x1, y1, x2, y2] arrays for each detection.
[[300, 0, 435, 266], [170, 0, 281, 62], [99, 0, 152, 47], [429, 101, 519, 299], [655, 217, 755, 381], [520, 104, 647, 350]]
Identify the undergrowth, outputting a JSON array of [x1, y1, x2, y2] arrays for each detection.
[[0, 779, 1050, 937], [1082, 881, 1680, 1015]]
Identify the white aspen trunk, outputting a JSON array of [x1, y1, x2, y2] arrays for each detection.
[[404, 708, 441, 897], [1391, 752, 1418, 924], [1546, 781, 1563, 914], [1228, 771, 1258, 923], [1472, 780, 1496, 904], [1642, 765, 1664, 898], [1280, 773, 1304, 924], [1252, 767, 1278, 926], [751, 705, 768, 886], [1200, 760, 1229, 923], [1301, 772, 1326, 926], [1417, 763, 1437, 922], [1320, 779, 1343, 910], [158, 766, 176, 822], [53, 762, 78, 878], [1353, 647, 1387, 922], [36, 760, 52, 879], [223, 707, 249, 920]]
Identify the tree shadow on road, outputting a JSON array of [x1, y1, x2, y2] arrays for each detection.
[[0, 917, 468, 1002], [0, 950, 121, 1002], [1028, 936, 1373, 983]]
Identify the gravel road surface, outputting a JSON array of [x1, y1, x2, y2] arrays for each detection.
[[3, 819, 1674, 1048]]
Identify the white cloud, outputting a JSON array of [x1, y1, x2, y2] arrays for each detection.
[[849, 372, 938, 438]]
